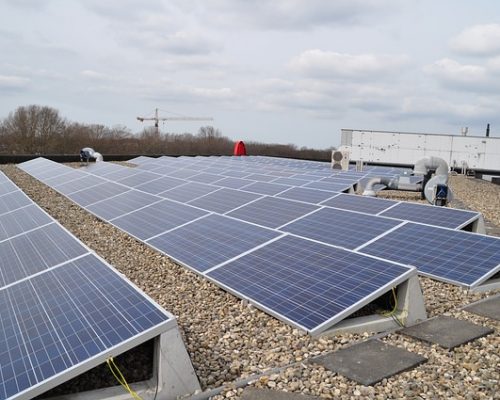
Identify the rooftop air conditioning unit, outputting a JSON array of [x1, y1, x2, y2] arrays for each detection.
[[331, 150, 350, 171]]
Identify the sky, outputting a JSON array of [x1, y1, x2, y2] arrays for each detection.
[[1, 0, 500, 149]]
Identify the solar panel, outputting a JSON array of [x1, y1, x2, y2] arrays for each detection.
[[321, 193, 398, 215], [86, 190, 161, 221], [207, 235, 413, 334], [69, 182, 130, 207], [0, 191, 32, 215], [112, 199, 208, 240], [211, 177, 255, 189], [358, 223, 500, 288], [379, 202, 480, 229], [103, 168, 140, 182], [53, 175, 107, 195], [281, 207, 402, 249], [0, 181, 18, 197], [0, 223, 88, 287], [270, 177, 310, 186], [219, 170, 251, 178], [0, 204, 52, 241], [117, 171, 162, 187], [277, 187, 339, 204], [227, 196, 319, 228], [188, 188, 262, 214], [159, 182, 219, 203], [188, 172, 224, 184], [147, 214, 281, 273], [43, 170, 84, 186], [135, 176, 186, 194], [304, 181, 353, 193], [165, 168, 199, 179], [0, 254, 171, 400], [239, 181, 291, 196], [244, 173, 277, 182]]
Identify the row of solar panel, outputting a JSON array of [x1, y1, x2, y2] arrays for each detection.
[[19, 158, 418, 336], [20, 158, 500, 292], [0, 171, 172, 400]]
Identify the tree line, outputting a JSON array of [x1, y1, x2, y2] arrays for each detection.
[[0, 105, 332, 160]]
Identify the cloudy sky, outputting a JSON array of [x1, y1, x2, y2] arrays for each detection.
[[1, 1, 500, 148]]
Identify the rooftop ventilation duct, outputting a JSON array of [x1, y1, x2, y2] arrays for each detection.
[[363, 156, 452, 205], [80, 147, 103, 163]]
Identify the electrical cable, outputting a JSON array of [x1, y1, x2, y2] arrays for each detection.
[[107, 357, 143, 400], [381, 288, 404, 327]]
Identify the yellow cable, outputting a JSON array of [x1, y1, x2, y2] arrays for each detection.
[[107, 357, 143, 400], [382, 288, 398, 317]]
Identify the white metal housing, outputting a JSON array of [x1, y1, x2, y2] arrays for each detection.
[[341, 129, 500, 172]]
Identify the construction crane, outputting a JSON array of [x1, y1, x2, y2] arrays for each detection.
[[137, 108, 213, 135]]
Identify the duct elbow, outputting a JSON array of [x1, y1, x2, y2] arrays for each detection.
[[414, 156, 449, 176]]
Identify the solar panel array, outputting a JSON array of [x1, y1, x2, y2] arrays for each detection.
[[19, 157, 423, 335], [0, 170, 173, 400], [18, 156, 500, 332]]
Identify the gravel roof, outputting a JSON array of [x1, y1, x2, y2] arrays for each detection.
[[1, 164, 498, 399]]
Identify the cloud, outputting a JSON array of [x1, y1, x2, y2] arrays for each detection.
[[0, 74, 30, 89], [81, 70, 110, 80], [187, 0, 394, 31], [451, 24, 500, 56], [424, 58, 500, 92], [289, 49, 409, 80]]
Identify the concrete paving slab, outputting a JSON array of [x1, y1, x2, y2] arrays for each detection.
[[312, 339, 426, 386], [241, 387, 321, 400], [401, 315, 494, 350], [463, 295, 500, 320]]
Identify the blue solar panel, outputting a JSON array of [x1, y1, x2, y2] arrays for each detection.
[[69, 183, 130, 207], [282, 208, 402, 250], [0, 191, 32, 215], [239, 181, 292, 196], [53, 175, 106, 195], [0, 204, 52, 241], [135, 176, 186, 194], [0, 254, 170, 400], [322, 193, 398, 215], [211, 177, 255, 189], [86, 190, 161, 221], [227, 197, 319, 228], [207, 235, 412, 334], [0, 181, 18, 197], [304, 181, 352, 192], [43, 170, 83, 186], [159, 182, 219, 202], [147, 214, 281, 272], [188, 188, 262, 214], [117, 171, 161, 187], [277, 187, 339, 204], [244, 173, 277, 182], [220, 170, 251, 178], [165, 169, 199, 179], [188, 172, 224, 184], [102, 168, 139, 181], [379, 202, 480, 229], [112, 199, 208, 240], [358, 223, 500, 288], [0, 223, 88, 287], [270, 177, 310, 186]]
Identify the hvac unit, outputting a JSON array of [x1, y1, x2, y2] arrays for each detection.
[[331, 150, 350, 170]]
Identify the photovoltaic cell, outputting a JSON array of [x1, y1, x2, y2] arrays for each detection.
[[159, 182, 219, 203], [379, 202, 479, 229], [277, 187, 338, 204], [211, 177, 255, 189], [112, 199, 208, 240], [53, 175, 107, 195], [244, 173, 277, 182], [86, 190, 160, 221], [0, 223, 88, 287], [103, 168, 139, 182], [239, 181, 291, 196], [208, 235, 411, 333], [147, 214, 280, 272], [359, 223, 500, 287], [0, 181, 20, 197], [135, 176, 186, 194], [69, 182, 130, 207], [188, 188, 262, 214], [321, 193, 398, 215], [0, 191, 32, 215], [188, 173, 224, 184], [281, 207, 402, 249], [165, 168, 199, 179], [117, 171, 161, 187], [0, 254, 170, 400], [0, 204, 52, 241], [304, 181, 353, 193], [270, 177, 310, 186]]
